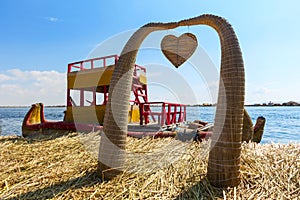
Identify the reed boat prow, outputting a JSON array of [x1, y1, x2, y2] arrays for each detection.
[[22, 103, 103, 138]]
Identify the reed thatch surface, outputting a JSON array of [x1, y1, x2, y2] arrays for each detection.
[[0, 133, 299, 199]]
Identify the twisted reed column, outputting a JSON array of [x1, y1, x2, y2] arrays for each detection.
[[98, 14, 245, 187]]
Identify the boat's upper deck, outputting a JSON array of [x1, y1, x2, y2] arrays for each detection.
[[65, 54, 186, 126], [67, 55, 147, 91]]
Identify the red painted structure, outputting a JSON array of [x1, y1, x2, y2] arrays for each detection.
[[66, 54, 187, 126], [22, 55, 194, 138]]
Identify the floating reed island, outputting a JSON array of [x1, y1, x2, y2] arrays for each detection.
[[0, 132, 299, 199]]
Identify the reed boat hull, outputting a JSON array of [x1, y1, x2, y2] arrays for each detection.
[[22, 103, 212, 140], [22, 103, 264, 143]]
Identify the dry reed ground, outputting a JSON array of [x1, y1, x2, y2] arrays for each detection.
[[0, 132, 299, 200]]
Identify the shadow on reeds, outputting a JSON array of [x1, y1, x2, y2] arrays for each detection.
[[4, 170, 101, 200], [175, 177, 226, 200]]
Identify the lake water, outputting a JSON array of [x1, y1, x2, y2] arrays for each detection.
[[0, 106, 299, 144]]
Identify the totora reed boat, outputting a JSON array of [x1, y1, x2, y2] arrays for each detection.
[[22, 55, 265, 141]]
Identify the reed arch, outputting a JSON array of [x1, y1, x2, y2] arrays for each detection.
[[98, 14, 245, 187]]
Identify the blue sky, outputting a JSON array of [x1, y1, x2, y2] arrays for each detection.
[[0, 0, 300, 105]]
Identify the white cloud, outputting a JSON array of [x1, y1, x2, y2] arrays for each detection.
[[246, 82, 287, 104], [44, 17, 59, 22], [0, 74, 12, 82], [0, 69, 66, 106]]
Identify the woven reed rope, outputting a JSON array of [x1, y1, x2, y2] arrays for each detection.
[[99, 14, 245, 188]]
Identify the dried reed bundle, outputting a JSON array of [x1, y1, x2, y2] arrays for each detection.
[[0, 133, 299, 199]]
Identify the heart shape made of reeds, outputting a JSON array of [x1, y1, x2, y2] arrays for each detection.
[[161, 33, 198, 68]]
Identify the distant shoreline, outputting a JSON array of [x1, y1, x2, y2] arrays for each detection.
[[0, 104, 299, 108], [0, 105, 65, 108], [186, 104, 300, 107]]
